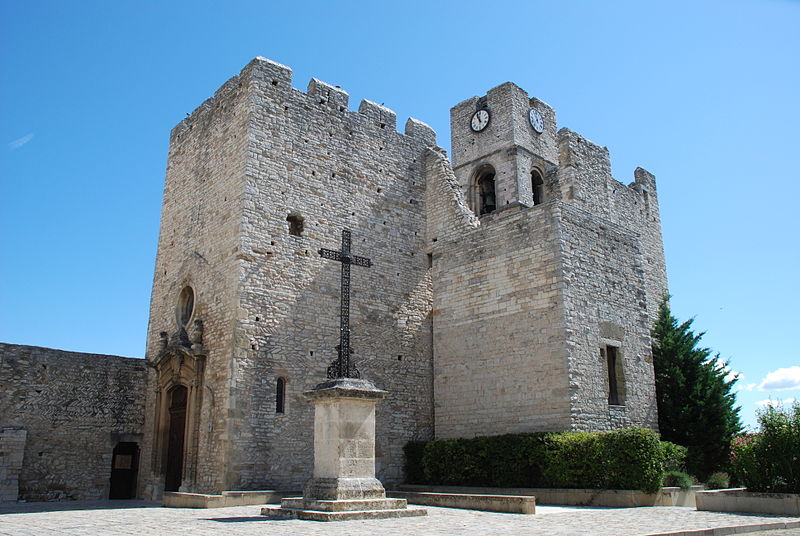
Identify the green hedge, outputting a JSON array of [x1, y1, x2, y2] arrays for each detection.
[[403, 427, 685, 494]]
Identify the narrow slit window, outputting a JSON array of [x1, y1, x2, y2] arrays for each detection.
[[276, 377, 286, 414]]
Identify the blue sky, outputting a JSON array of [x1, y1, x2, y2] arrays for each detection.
[[1, 1, 798, 429]]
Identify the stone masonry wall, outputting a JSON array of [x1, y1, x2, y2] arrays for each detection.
[[554, 204, 659, 430], [426, 147, 572, 438], [228, 58, 437, 489], [141, 63, 252, 495], [552, 129, 664, 430], [556, 129, 667, 321], [147, 58, 438, 492], [0, 344, 146, 501]]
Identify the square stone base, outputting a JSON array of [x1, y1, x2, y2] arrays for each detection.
[[304, 477, 386, 500]]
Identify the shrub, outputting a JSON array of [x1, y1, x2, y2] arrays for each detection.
[[542, 432, 604, 489], [663, 470, 693, 489], [660, 441, 688, 472], [404, 427, 668, 493], [603, 427, 665, 493], [731, 402, 800, 493], [705, 472, 730, 489]]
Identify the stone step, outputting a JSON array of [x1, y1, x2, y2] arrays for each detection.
[[280, 497, 408, 512], [261, 505, 428, 521], [390, 491, 535, 514]]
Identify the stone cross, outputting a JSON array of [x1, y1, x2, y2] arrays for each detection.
[[318, 229, 372, 379]]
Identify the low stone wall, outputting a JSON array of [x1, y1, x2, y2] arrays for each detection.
[[163, 490, 293, 508], [389, 491, 535, 514], [0, 343, 147, 501], [398, 484, 702, 508], [696, 489, 800, 516]]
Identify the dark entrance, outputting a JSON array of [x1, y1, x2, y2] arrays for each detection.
[[165, 385, 188, 492], [109, 442, 139, 499]]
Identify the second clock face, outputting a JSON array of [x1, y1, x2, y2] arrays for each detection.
[[529, 109, 544, 133], [471, 109, 490, 132]]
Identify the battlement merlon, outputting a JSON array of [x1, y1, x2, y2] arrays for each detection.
[[308, 77, 349, 110], [404, 118, 436, 146], [358, 99, 397, 131], [170, 56, 436, 147], [557, 127, 658, 201]]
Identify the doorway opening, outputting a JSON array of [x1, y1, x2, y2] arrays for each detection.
[[109, 442, 139, 499], [164, 385, 188, 491]]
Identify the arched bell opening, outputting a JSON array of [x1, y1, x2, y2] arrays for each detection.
[[531, 169, 545, 206], [471, 164, 497, 216]]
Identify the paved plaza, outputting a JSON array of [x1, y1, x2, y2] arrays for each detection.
[[0, 500, 798, 536]]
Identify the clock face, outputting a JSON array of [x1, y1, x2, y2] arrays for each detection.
[[470, 109, 490, 132], [529, 109, 544, 133]]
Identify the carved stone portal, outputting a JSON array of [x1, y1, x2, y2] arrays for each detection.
[[151, 321, 205, 493]]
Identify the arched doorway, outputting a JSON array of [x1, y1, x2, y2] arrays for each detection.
[[165, 385, 188, 491], [109, 442, 139, 499]]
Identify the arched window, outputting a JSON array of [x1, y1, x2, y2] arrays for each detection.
[[531, 169, 544, 206], [276, 377, 286, 414], [475, 167, 496, 215]]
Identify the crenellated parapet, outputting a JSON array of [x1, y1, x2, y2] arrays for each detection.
[[170, 56, 436, 149]]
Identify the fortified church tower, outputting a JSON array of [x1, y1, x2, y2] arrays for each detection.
[[139, 57, 667, 499], [428, 82, 666, 439]]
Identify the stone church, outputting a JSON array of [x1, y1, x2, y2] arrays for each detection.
[[0, 57, 667, 502]]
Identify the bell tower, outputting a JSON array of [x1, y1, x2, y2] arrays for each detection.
[[449, 82, 558, 215]]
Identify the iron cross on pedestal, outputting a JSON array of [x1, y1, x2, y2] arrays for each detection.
[[318, 229, 372, 379]]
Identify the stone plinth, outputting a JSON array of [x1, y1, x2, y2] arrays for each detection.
[[262, 378, 426, 521]]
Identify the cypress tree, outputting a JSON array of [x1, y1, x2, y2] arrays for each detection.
[[652, 298, 742, 479]]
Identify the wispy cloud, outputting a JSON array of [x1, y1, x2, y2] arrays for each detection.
[[758, 366, 800, 391], [8, 133, 34, 149], [756, 397, 797, 408]]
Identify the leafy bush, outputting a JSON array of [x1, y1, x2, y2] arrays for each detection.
[[663, 470, 693, 489], [405, 427, 674, 493], [705, 472, 730, 489], [543, 432, 604, 489], [731, 403, 800, 493], [660, 441, 688, 472]]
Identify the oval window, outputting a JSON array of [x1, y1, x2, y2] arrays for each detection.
[[177, 286, 194, 327]]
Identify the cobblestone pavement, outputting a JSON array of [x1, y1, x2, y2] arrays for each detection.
[[0, 501, 798, 536]]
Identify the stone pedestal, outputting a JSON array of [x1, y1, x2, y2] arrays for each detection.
[[262, 378, 426, 521]]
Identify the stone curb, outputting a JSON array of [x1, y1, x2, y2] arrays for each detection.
[[646, 520, 800, 536]]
